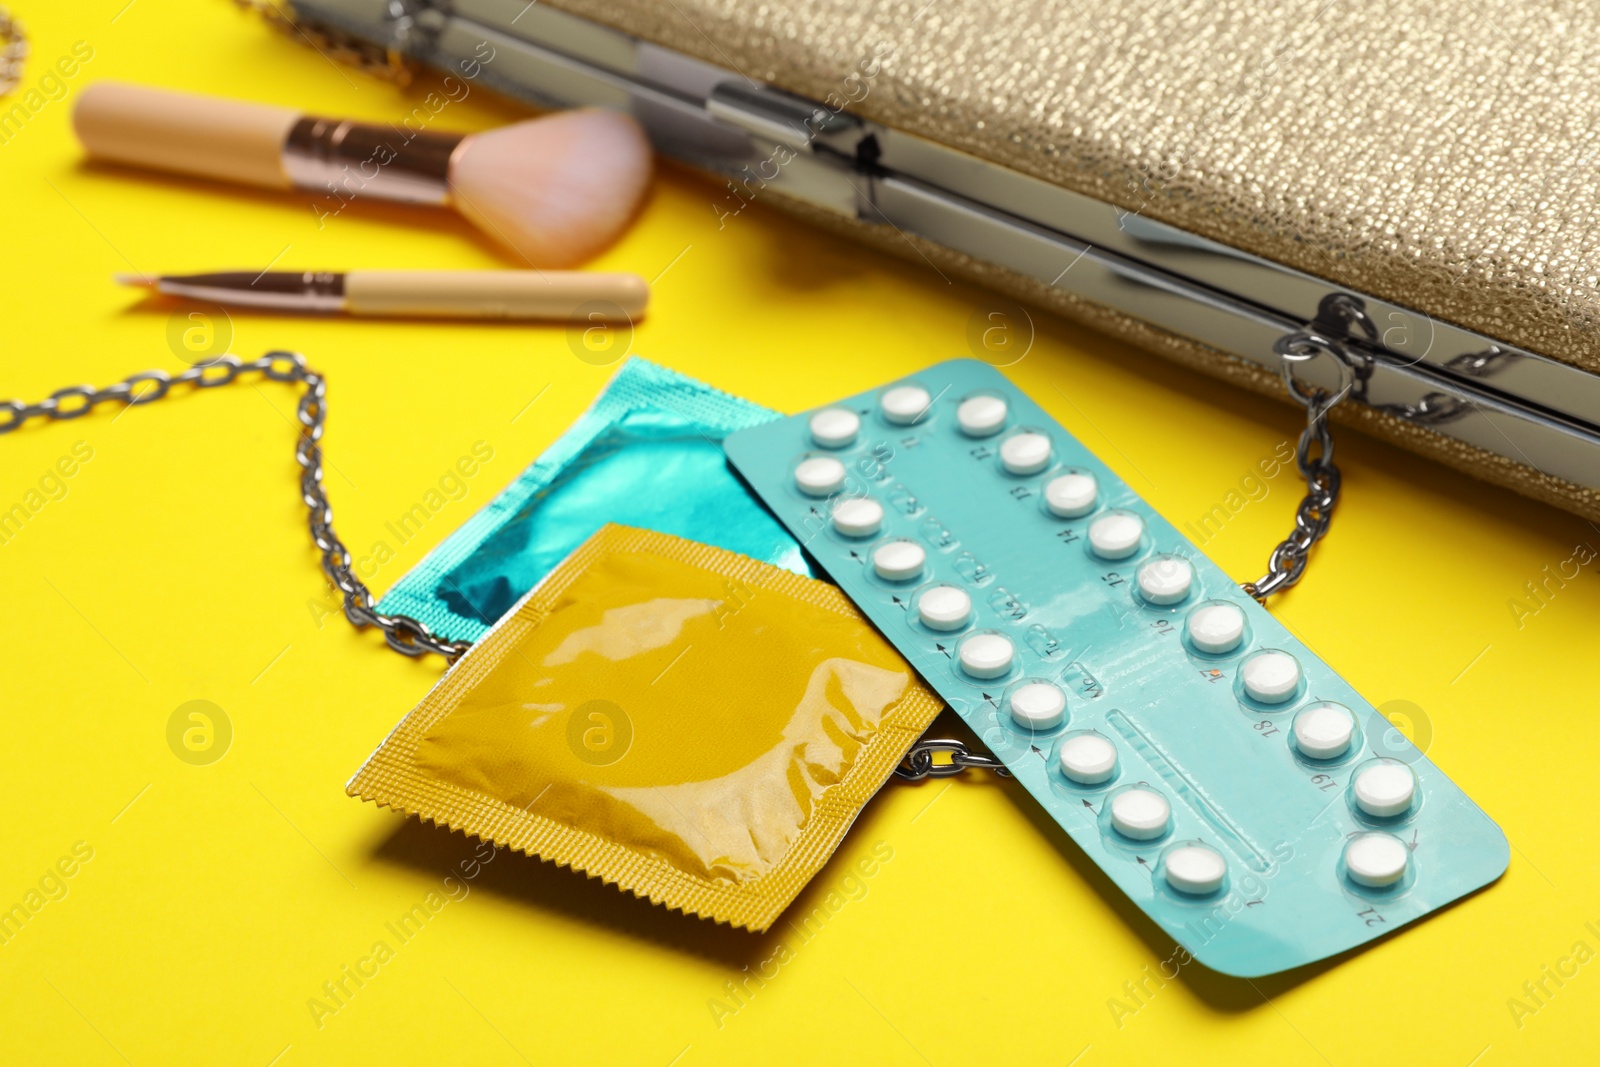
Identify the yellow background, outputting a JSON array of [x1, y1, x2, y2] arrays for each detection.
[[3, 3, 1597, 1064]]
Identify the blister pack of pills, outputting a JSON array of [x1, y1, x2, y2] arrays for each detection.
[[724, 359, 1508, 976]]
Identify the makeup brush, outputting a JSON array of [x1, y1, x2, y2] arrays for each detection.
[[115, 270, 649, 321], [72, 81, 653, 268]]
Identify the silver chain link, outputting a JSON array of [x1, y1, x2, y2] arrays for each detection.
[[1, 352, 472, 661], [1242, 329, 1353, 601], [1240, 293, 1379, 602], [894, 739, 1013, 781]]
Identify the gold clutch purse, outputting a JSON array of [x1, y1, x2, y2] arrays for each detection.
[[283, 0, 1600, 520]]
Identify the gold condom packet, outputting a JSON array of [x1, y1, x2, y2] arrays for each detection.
[[348, 524, 942, 930]]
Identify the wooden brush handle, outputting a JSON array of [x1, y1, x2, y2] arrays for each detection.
[[73, 81, 299, 189], [344, 271, 650, 320]]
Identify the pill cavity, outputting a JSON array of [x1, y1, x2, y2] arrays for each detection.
[[1000, 431, 1052, 475], [917, 585, 972, 631], [1352, 761, 1417, 818], [959, 632, 1015, 679], [1009, 681, 1067, 730], [1344, 832, 1409, 888], [1059, 733, 1119, 785], [881, 385, 931, 425], [1110, 787, 1171, 840], [1241, 650, 1301, 704], [831, 497, 884, 537], [809, 407, 860, 448], [1163, 843, 1227, 895], [1293, 702, 1356, 760], [1045, 471, 1098, 518], [1088, 510, 1144, 559], [957, 395, 1008, 437], [1186, 602, 1245, 654], [1138, 556, 1194, 605], [872, 540, 926, 581], [794, 456, 846, 497]]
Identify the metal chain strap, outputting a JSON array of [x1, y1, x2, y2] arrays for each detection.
[[0, 6, 27, 98], [1239, 290, 1384, 603], [0, 352, 471, 661], [1241, 328, 1353, 601], [894, 739, 1013, 781]]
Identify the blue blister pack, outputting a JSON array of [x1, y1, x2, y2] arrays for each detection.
[[724, 359, 1507, 977]]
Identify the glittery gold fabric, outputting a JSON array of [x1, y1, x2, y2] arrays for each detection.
[[540, 0, 1600, 515], [549, 0, 1600, 370]]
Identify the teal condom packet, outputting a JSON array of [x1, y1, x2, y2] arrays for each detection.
[[377, 358, 811, 643]]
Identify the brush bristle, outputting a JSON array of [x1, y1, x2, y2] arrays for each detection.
[[448, 109, 653, 268]]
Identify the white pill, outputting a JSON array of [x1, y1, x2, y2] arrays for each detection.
[[1241, 650, 1301, 704], [794, 456, 846, 497], [1353, 761, 1417, 818], [872, 540, 926, 581], [1088, 511, 1144, 559], [958, 633, 1015, 679], [1110, 788, 1171, 841], [881, 385, 931, 425], [809, 407, 860, 448], [1293, 702, 1356, 760], [1164, 843, 1227, 895], [1137, 556, 1194, 605], [957, 395, 1008, 437], [1186, 602, 1246, 654], [1059, 733, 1118, 785], [917, 585, 972, 631], [1009, 682, 1066, 730], [1343, 832, 1409, 888], [1045, 472, 1098, 518], [831, 497, 884, 537], [1000, 432, 1052, 474]]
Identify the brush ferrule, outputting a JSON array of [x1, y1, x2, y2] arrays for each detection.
[[282, 117, 463, 205], [155, 271, 348, 312]]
